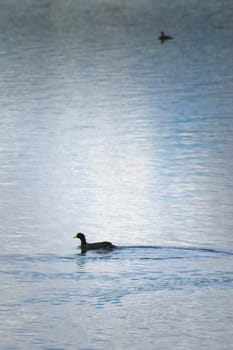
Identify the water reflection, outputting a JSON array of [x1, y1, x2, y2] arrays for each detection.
[[4, 0, 233, 281], [0, 2, 233, 350]]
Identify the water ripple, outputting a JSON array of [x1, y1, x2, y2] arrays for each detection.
[[1, 246, 232, 303]]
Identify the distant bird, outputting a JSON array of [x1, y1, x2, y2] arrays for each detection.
[[73, 232, 116, 253], [159, 31, 173, 43]]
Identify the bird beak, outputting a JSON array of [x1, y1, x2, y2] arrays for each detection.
[[73, 234, 78, 239]]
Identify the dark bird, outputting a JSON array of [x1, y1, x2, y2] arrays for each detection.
[[159, 31, 173, 43], [73, 232, 116, 253]]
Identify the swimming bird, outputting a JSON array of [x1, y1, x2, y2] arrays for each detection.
[[73, 232, 116, 253], [159, 31, 173, 43]]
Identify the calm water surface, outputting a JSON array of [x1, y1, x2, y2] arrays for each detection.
[[0, 0, 233, 349]]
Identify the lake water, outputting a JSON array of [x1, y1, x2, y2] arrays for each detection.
[[0, 0, 233, 349]]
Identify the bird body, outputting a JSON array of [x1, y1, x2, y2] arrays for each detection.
[[159, 31, 173, 43], [73, 232, 116, 253]]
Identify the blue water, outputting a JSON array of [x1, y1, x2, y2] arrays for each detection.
[[0, 0, 233, 349], [1, 247, 233, 349]]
